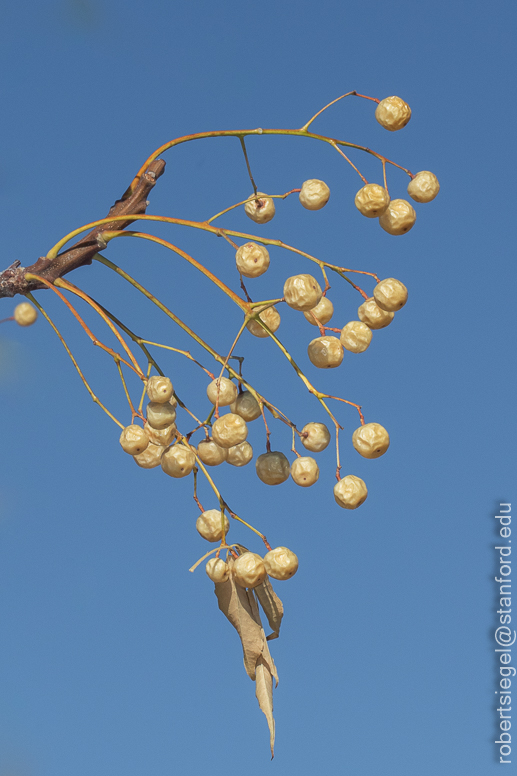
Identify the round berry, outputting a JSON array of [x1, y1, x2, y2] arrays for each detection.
[[196, 509, 230, 542], [352, 423, 390, 459], [226, 441, 253, 467], [235, 242, 270, 278], [340, 321, 372, 353], [407, 171, 440, 203], [144, 422, 177, 447], [161, 445, 196, 477], [246, 305, 281, 338], [206, 558, 229, 583], [212, 413, 248, 449], [233, 552, 267, 588], [146, 375, 174, 403], [308, 336, 344, 368], [354, 184, 390, 218], [230, 391, 262, 421], [146, 401, 177, 429], [197, 438, 228, 466], [244, 192, 275, 224], [303, 296, 334, 326], [256, 451, 290, 485], [379, 199, 416, 235], [120, 424, 149, 456], [133, 443, 165, 469], [290, 456, 319, 487], [284, 274, 322, 312], [299, 179, 330, 210], [375, 96, 411, 131], [14, 302, 38, 327], [263, 547, 299, 580], [373, 278, 408, 312], [334, 475, 368, 509], [301, 422, 331, 452], [357, 298, 394, 330], [206, 377, 238, 407]]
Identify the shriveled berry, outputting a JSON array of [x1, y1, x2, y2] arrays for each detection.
[[146, 375, 173, 403], [161, 444, 196, 477], [375, 96, 411, 131], [290, 456, 319, 487], [206, 377, 238, 407], [14, 302, 38, 326], [354, 184, 390, 218], [212, 413, 248, 449], [379, 199, 416, 235], [244, 192, 275, 224], [206, 558, 229, 583], [231, 391, 261, 422], [340, 321, 372, 353], [196, 509, 230, 542], [284, 274, 322, 312], [120, 424, 149, 455], [301, 422, 330, 452], [352, 423, 390, 459], [144, 422, 177, 447], [226, 441, 253, 467], [407, 171, 440, 203], [357, 298, 394, 330], [246, 305, 281, 338], [197, 438, 228, 466], [263, 547, 298, 580], [233, 552, 267, 588], [373, 278, 408, 312], [133, 443, 165, 469], [235, 242, 270, 278], [334, 475, 368, 509], [308, 336, 343, 368], [303, 296, 334, 326], [146, 401, 177, 429], [299, 179, 330, 210], [256, 451, 290, 485]]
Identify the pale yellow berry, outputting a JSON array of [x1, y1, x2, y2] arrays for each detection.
[[256, 451, 290, 485], [301, 422, 330, 453], [133, 443, 165, 469], [235, 242, 270, 278], [206, 377, 238, 407], [230, 391, 261, 422], [144, 422, 177, 447], [246, 305, 281, 338], [299, 179, 330, 210], [233, 552, 267, 588], [197, 438, 228, 466], [196, 509, 230, 542], [340, 321, 372, 353], [212, 413, 248, 449], [146, 375, 174, 403], [263, 547, 299, 580], [244, 192, 275, 224], [308, 336, 344, 368], [379, 199, 416, 235], [303, 296, 334, 326], [14, 302, 37, 327], [375, 96, 412, 131], [226, 441, 254, 467], [283, 274, 322, 312], [407, 171, 440, 203], [146, 401, 177, 429], [357, 298, 394, 330], [373, 278, 408, 312], [290, 456, 319, 487], [120, 424, 149, 455], [354, 184, 390, 218], [352, 423, 390, 459], [161, 445, 196, 477], [334, 475, 368, 509], [206, 558, 229, 583]]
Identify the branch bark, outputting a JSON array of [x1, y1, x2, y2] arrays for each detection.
[[0, 158, 166, 299]]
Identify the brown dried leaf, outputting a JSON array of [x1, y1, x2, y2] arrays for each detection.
[[256, 656, 275, 759], [255, 577, 284, 640]]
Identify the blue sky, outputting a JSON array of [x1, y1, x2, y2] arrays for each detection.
[[1, 1, 516, 774]]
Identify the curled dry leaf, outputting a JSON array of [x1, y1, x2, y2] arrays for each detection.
[[255, 576, 284, 640]]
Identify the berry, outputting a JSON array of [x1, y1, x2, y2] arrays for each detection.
[[161, 444, 196, 477], [300, 422, 330, 452], [196, 509, 230, 542], [357, 298, 394, 330], [146, 400, 177, 429], [206, 558, 229, 583], [230, 390, 262, 421], [290, 456, 319, 487], [146, 375, 174, 403], [375, 96, 411, 131], [263, 547, 299, 580], [144, 422, 177, 447], [212, 413, 248, 449], [233, 552, 267, 588], [340, 321, 372, 353], [226, 441, 254, 467], [373, 278, 408, 312], [235, 242, 270, 278], [197, 438, 228, 466], [246, 305, 281, 338], [333, 475, 368, 509], [354, 184, 390, 218], [244, 192, 275, 224], [14, 302, 37, 327], [303, 296, 334, 326], [133, 443, 165, 469], [119, 424, 149, 455], [379, 199, 416, 235], [352, 423, 390, 459], [283, 274, 322, 312], [407, 171, 440, 203], [256, 451, 290, 485], [307, 336, 343, 368], [299, 179, 330, 210], [206, 377, 238, 407]]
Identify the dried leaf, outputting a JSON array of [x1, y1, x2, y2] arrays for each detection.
[[255, 577, 284, 640], [256, 656, 275, 759]]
